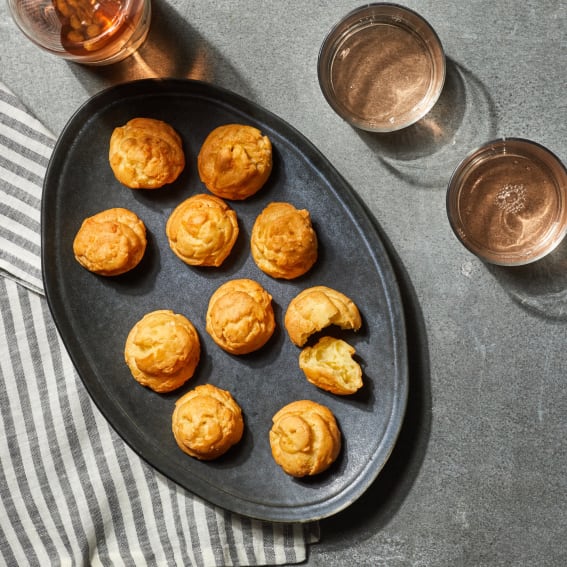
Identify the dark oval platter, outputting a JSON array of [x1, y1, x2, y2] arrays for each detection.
[[42, 78, 408, 522]]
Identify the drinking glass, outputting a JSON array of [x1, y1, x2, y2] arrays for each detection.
[[7, 0, 151, 65], [318, 3, 446, 132], [447, 138, 567, 265]]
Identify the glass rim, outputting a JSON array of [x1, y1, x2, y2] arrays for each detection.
[[446, 137, 567, 266], [317, 2, 446, 132], [7, 0, 150, 65]]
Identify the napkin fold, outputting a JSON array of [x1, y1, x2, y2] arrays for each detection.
[[0, 82, 318, 566]]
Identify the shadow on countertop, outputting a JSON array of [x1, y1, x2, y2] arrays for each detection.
[[315, 208, 432, 551], [486, 238, 567, 322], [356, 57, 499, 190], [65, 0, 255, 102]]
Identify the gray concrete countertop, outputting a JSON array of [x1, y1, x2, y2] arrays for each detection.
[[2, 1, 566, 565]]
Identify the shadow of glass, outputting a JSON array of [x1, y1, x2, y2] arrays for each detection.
[[66, 0, 254, 100], [318, 214, 432, 549], [487, 238, 567, 320], [356, 58, 498, 189]]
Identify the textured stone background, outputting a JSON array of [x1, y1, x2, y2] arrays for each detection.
[[2, 2, 566, 565]]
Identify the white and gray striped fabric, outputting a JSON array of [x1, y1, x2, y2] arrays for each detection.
[[0, 82, 318, 566]]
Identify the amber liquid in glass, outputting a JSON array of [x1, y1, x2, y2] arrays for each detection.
[[53, 0, 142, 56], [330, 24, 434, 129]]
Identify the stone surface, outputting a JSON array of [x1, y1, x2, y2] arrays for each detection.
[[2, 1, 566, 565]]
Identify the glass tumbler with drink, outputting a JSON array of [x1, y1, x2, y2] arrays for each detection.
[[7, 0, 151, 65], [318, 3, 446, 132]]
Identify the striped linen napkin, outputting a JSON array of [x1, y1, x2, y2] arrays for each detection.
[[0, 82, 318, 566]]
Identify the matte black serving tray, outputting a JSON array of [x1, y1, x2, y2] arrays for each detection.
[[42, 79, 408, 522]]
